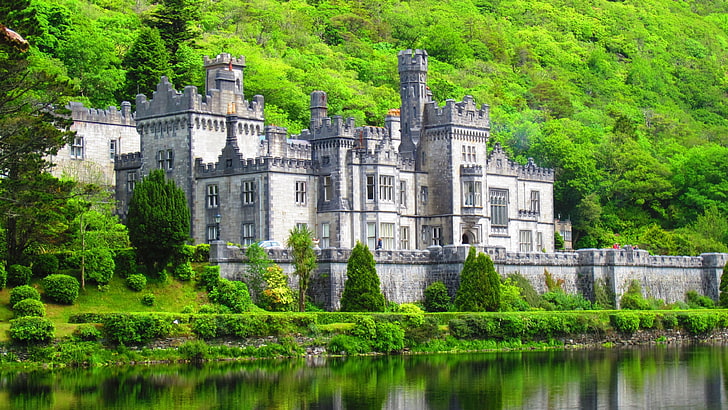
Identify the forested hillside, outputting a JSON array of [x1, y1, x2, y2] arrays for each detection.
[[4, 0, 728, 254]]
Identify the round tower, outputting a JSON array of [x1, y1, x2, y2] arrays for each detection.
[[398, 49, 429, 159], [309, 90, 328, 131]]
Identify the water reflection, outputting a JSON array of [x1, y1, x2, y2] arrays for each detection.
[[0, 345, 726, 409]]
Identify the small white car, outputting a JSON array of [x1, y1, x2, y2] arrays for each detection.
[[257, 240, 282, 248]]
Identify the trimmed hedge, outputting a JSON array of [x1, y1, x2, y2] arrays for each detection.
[[9, 317, 55, 343], [42, 274, 80, 304], [13, 299, 45, 318], [101, 313, 175, 345], [9, 285, 41, 306], [126, 274, 147, 291]]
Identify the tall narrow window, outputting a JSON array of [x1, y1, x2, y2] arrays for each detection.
[[462, 146, 467, 161], [157, 150, 164, 169], [126, 171, 137, 193], [166, 149, 174, 169], [530, 190, 540, 214], [432, 226, 442, 246], [207, 225, 219, 243], [463, 181, 482, 207], [367, 222, 376, 249], [242, 180, 255, 205], [399, 181, 407, 207], [536, 231, 543, 251], [490, 189, 509, 227], [295, 181, 306, 205], [321, 223, 330, 248], [109, 140, 117, 160], [381, 223, 395, 249], [519, 230, 533, 252], [242, 223, 255, 245], [400, 226, 409, 250], [323, 175, 332, 201], [206, 184, 219, 208], [366, 175, 375, 200], [71, 137, 84, 159], [420, 186, 428, 205], [379, 176, 394, 202]]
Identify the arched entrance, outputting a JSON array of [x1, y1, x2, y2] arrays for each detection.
[[462, 232, 475, 245]]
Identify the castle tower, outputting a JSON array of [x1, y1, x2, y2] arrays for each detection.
[[204, 53, 245, 97], [309, 90, 328, 132], [398, 49, 429, 160]]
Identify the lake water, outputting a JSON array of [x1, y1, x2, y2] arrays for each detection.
[[1, 344, 726, 409]]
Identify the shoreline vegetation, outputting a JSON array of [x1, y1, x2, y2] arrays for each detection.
[[3, 310, 728, 369]]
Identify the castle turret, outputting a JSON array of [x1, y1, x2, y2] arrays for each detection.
[[310, 90, 328, 132], [398, 49, 429, 160], [204, 53, 245, 97]]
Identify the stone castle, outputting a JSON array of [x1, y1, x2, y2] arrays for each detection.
[[106, 49, 555, 252]]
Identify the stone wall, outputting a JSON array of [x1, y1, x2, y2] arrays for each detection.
[[210, 243, 728, 311]]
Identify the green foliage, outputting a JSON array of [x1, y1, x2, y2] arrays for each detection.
[[286, 225, 317, 312], [455, 248, 500, 312], [372, 321, 405, 353], [125, 273, 147, 291], [85, 247, 115, 285], [13, 298, 45, 317], [42, 274, 80, 305], [610, 312, 640, 334], [245, 243, 272, 302], [259, 264, 294, 312], [114, 249, 137, 278], [620, 280, 652, 310], [685, 290, 715, 309], [126, 169, 190, 274], [499, 278, 531, 312], [73, 324, 102, 341], [209, 279, 253, 313], [678, 312, 719, 335], [178, 340, 211, 362], [120, 26, 171, 102], [720, 263, 728, 308], [541, 291, 593, 311], [328, 334, 371, 355], [594, 278, 615, 310], [199, 265, 220, 291], [9, 317, 55, 343], [141, 293, 155, 306], [0, 264, 6, 290], [101, 313, 172, 345], [32, 254, 58, 277], [423, 281, 450, 312], [9, 285, 40, 306], [7, 264, 32, 287], [506, 273, 541, 307], [543, 270, 564, 292], [191, 244, 210, 262], [340, 242, 385, 312], [173, 262, 195, 281]]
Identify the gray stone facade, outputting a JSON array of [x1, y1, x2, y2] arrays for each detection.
[[210, 242, 728, 310], [111, 49, 555, 252]]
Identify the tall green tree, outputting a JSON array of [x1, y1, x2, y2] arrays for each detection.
[[120, 26, 171, 102], [150, 0, 201, 58], [126, 169, 190, 273], [340, 241, 385, 312], [286, 225, 317, 312], [245, 242, 272, 303], [455, 247, 500, 312]]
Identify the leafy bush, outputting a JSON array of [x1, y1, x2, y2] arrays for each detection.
[[0, 264, 6, 290], [13, 299, 45, 317], [340, 242, 385, 312], [9, 285, 41, 306], [455, 248, 500, 312], [141, 293, 155, 306], [7, 265, 32, 287], [259, 265, 294, 311], [424, 281, 450, 312], [499, 279, 531, 312], [42, 274, 80, 304], [593, 278, 615, 309], [200, 265, 220, 291], [32, 254, 58, 277], [328, 334, 370, 355], [179, 340, 211, 361], [101, 314, 172, 345], [85, 248, 115, 285], [397, 303, 424, 314], [126, 274, 147, 291], [174, 262, 195, 281], [114, 249, 137, 278], [209, 279, 253, 313], [192, 244, 210, 262], [541, 291, 593, 311], [610, 312, 640, 333], [685, 290, 715, 309], [74, 324, 102, 341], [506, 273, 541, 307], [658, 313, 679, 329], [620, 280, 652, 310], [679, 312, 718, 335], [372, 321, 405, 353], [9, 317, 55, 343], [351, 316, 377, 340], [191, 315, 218, 339]]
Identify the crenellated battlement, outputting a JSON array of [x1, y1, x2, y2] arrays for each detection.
[[460, 165, 483, 176], [423, 96, 490, 129], [398, 49, 428, 73], [195, 155, 315, 177], [114, 152, 142, 170], [308, 116, 357, 140], [517, 158, 555, 181], [486, 143, 554, 181], [68, 101, 135, 126], [203, 53, 245, 68]]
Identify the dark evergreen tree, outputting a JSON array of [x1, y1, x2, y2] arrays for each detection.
[[126, 169, 190, 273], [150, 0, 201, 58], [423, 281, 450, 312], [286, 225, 317, 312], [455, 247, 500, 311], [720, 263, 728, 308], [340, 241, 385, 312], [120, 26, 171, 102]]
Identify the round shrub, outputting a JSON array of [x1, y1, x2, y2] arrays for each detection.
[[74, 324, 102, 341], [174, 262, 195, 281], [424, 281, 450, 312], [13, 299, 45, 317], [192, 244, 210, 262], [86, 248, 115, 285], [610, 312, 640, 333], [114, 249, 137, 278], [7, 265, 32, 287], [372, 322, 405, 353], [141, 293, 155, 306], [32, 254, 59, 277], [9, 317, 55, 343], [126, 274, 147, 291], [398, 303, 424, 314], [42, 274, 80, 305], [209, 279, 252, 313], [199, 265, 220, 291], [9, 285, 41, 306]]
